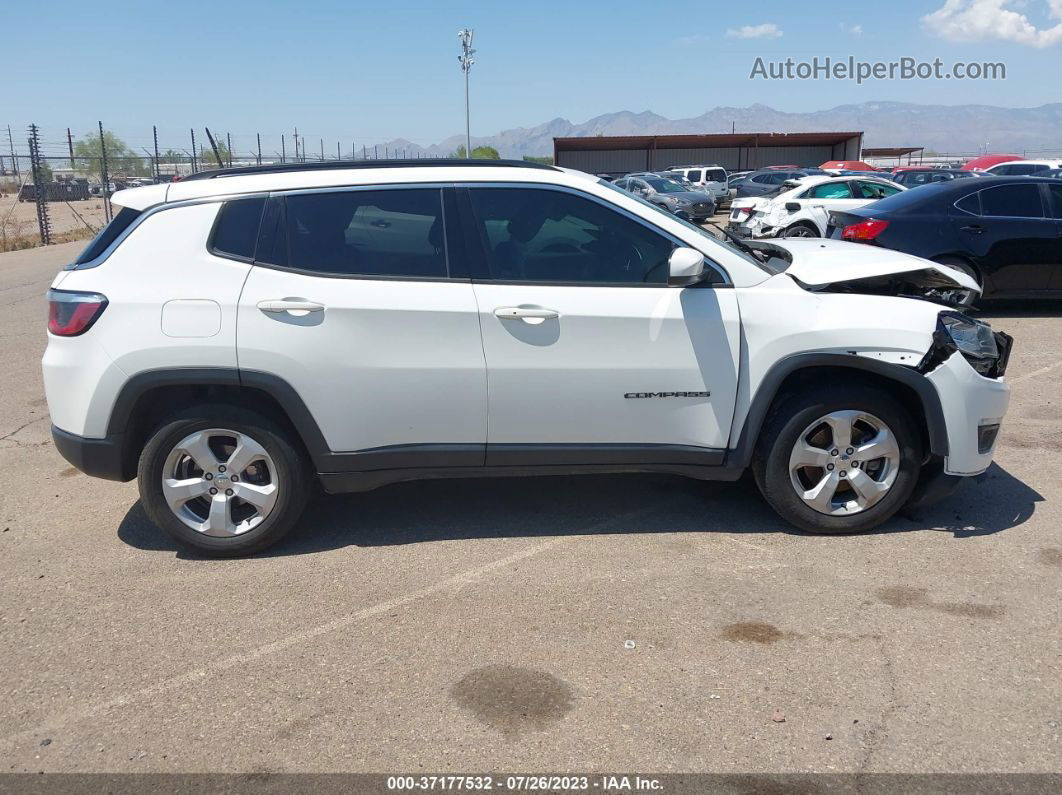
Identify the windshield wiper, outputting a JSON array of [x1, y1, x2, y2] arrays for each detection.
[[705, 221, 764, 260]]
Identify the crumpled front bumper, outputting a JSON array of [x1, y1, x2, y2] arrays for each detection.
[[925, 351, 1010, 476]]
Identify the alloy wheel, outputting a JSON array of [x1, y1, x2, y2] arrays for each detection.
[[788, 410, 900, 515], [161, 428, 279, 536]]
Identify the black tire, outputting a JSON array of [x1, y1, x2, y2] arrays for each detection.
[[932, 256, 980, 307], [137, 404, 310, 556], [752, 384, 922, 534], [782, 222, 819, 238]]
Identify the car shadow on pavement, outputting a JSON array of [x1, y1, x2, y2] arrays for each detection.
[[116, 463, 1041, 559]]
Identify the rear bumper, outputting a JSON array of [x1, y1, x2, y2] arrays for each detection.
[[51, 425, 132, 482]]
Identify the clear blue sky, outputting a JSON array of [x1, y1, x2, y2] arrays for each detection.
[[6, 0, 1061, 156]]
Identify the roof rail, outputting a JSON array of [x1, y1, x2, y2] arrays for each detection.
[[180, 158, 556, 181]]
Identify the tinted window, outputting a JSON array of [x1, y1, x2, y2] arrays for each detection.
[[687, 170, 702, 182], [750, 173, 774, 184], [805, 182, 854, 199], [280, 189, 446, 277], [211, 197, 265, 260], [1047, 183, 1062, 219], [468, 188, 674, 284], [856, 181, 901, 199], [1006, 163, 1048, 176], [954, 192, 981, 215], [704, 168, 726, 182], [979, 184, 1044, 218], [75, 206, 141, 264]]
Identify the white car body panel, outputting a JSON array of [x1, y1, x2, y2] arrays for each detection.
[[43, 203, 248, 437], [471, 283, 741, 449], [237, 268, 488, 453], [770, 239, 981, 293]]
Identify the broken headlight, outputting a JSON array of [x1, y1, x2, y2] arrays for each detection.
[[920, 311, 1012, 378]]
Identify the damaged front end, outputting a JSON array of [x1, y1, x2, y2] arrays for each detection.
[[918, 311, 1013, 379]]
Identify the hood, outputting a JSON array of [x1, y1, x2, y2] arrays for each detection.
[[765, 239, 981, 293], [666, 190, 716, 203]]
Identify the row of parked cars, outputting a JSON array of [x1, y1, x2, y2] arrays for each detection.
[[722, 160, 1062, 305]]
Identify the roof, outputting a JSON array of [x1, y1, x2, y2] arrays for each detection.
[[820, 160, 877, 171], [861, 147, 924, 158], [179, 158, 554, 181], [553, 131, 862, 151], [109, 162, 594, 209], [961, 154, 1022, 171]]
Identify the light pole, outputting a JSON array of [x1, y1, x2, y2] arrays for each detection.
[[457, 28, 475, 158]]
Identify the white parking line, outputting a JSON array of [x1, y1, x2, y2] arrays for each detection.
[[0, 504, 662, 752], [1010, 359, 1062, 384]]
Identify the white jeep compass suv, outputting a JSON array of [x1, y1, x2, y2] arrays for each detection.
[[43, 160, 1012, 556]]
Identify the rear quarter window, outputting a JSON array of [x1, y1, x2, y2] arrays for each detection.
[[209, 196, 266, 260], [74, 206, 142, 264]]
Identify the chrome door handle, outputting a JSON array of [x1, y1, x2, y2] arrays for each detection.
[[257, 299, 325, 313], [494, 306, 559, 321]]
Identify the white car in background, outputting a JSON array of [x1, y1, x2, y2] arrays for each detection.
[[665, 165, 729, 206], [983, 159, 1062, 176], [728, 175, 905, 239]]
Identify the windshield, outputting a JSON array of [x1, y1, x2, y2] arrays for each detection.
[[645, 178, 686, 194], [596, 179, 771, 272]]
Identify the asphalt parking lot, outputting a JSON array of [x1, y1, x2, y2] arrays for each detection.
[[1, 241, 1060, 775]]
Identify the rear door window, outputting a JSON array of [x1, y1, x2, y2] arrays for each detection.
[[805, 182, 854, 199], [704, 168, 726, 182], [687, 170, 702, 182], [979, 184, 1045, 218], [954, 192, 981, 215], [1046, 183, 1062, 220], [276, 188, 448, 277]]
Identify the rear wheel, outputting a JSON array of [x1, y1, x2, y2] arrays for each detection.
[[753, 385, 922, 534], [782, 223, 819, 238], [138, 405, 310, 556]]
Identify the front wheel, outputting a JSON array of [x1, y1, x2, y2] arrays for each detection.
[[753, 385, 922, 534], [138, 405, 310, 556]]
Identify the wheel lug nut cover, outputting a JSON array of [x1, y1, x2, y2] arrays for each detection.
[[209, 487, 217, 495], [225, 488, 233, 496]]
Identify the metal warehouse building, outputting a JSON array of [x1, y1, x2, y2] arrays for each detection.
[[553, 131, 864, 175]]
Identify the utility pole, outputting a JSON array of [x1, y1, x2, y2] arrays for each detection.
[[257, 133, 262, 165], [28, 124, 52, 245], [205, 127, 225, 168], [457, 28, 475, 158], [7, 125, 19, 181], [319, 138, 324, 161], [281, 135, 286, 163], [190, 128, 198, 174], [294, 127, 299, 162], [67, 128, 75, 169], [226, 132, 233, 166], [153, 125, 161, 180], [99, 121, 112, 222], [337, 141, 340, 160]]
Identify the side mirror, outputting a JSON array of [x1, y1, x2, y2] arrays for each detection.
[[785, 201, 801, 211], [668, 247, 705, 286]]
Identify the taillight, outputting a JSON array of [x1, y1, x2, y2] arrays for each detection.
[[735, 206, 752, 217], [47, 289, 108, 336], [841, 219, 889, 242]]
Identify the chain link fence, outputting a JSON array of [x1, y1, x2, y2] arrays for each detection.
[[1, 122, 431, 252]]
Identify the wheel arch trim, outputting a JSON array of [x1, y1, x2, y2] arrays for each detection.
[[106, 367, 333, 469], [728, 353, 948, 469]]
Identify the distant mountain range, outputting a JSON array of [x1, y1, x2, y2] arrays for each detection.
[[367, 101, 1062, 159]]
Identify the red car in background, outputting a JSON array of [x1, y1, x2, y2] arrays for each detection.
[[962, 154, 1022, 172]]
